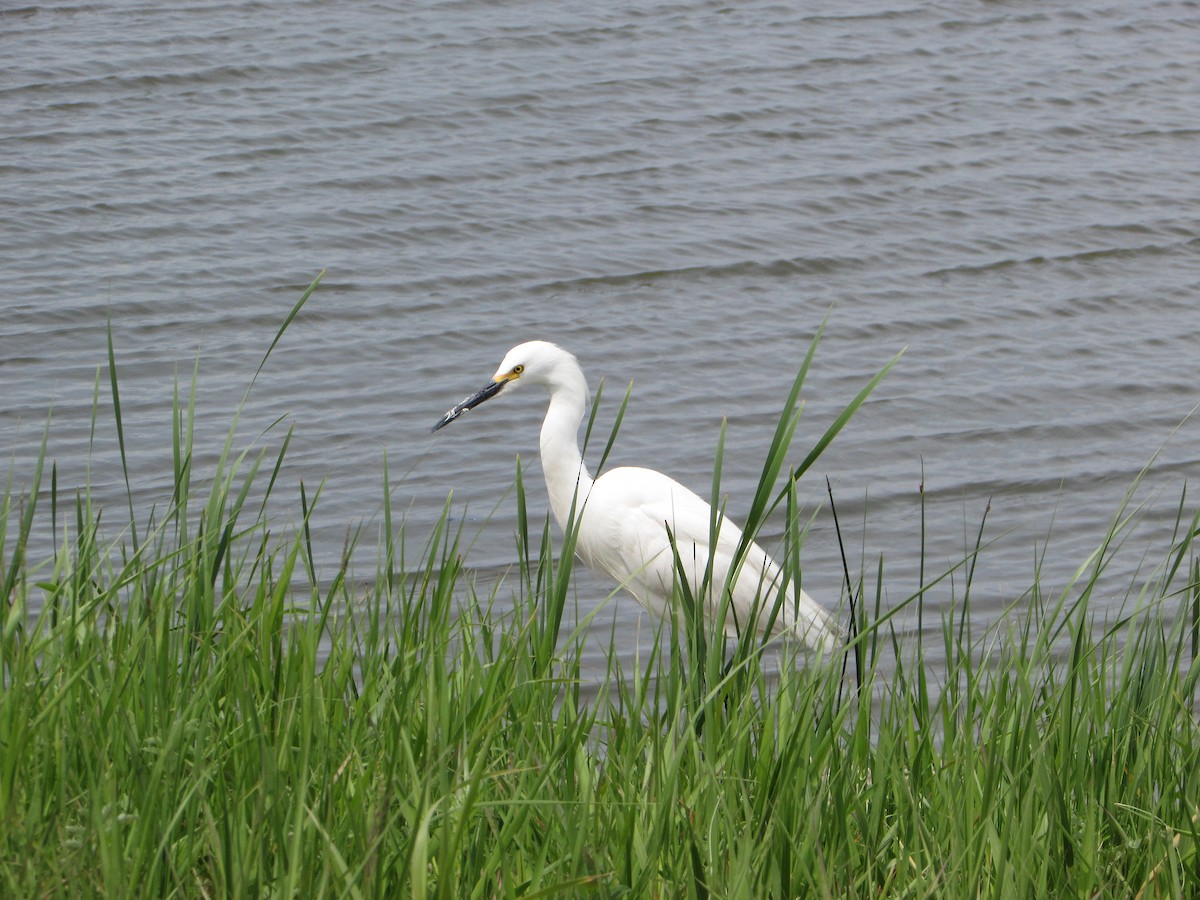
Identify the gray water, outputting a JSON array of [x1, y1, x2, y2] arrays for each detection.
[[3, 0, 1199, 670]]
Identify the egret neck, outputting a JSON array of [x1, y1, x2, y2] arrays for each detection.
[[538, 360, 594, 530]]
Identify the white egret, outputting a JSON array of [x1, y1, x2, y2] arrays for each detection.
[[432, 341, 837, 652]]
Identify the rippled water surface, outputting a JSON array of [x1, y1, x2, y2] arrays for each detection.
[[3, 0, 1199, 667]]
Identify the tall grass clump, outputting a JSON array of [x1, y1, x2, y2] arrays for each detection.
[[2, 278, 1199, 897]]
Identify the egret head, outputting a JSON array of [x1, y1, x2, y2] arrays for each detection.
[[432, 341, 579, 432]]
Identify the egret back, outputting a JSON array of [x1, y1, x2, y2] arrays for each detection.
[[574, 466, 836, 651]]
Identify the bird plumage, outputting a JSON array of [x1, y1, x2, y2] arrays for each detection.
[[433, 340, 836, 653]]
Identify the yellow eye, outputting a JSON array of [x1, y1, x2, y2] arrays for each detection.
[[512, 364, 525, 376]]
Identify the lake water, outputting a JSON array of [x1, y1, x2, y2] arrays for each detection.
[[3, 0, 1198, 671]]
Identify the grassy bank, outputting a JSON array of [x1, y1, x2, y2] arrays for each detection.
[[3, 282, 1199, 897]]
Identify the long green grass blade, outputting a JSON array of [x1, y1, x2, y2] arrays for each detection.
[[2, 297, 1197, 898]]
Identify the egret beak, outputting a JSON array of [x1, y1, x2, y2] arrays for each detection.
[[432, 378, 507, 432]]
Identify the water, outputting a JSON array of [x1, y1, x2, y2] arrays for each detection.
[[3, 0, 1198, 670]]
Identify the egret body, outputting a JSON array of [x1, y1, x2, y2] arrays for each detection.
[[432, 341, 836, 652]]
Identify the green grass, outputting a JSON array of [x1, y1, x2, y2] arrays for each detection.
[[2, 276, 1199, 897]]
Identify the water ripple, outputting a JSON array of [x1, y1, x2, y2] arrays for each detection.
[[2, 0, 1198, 655]]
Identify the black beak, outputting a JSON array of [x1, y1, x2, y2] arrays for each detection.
[[432, 379, 506, 432]]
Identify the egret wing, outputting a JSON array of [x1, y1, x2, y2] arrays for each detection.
[[581, 466, 835, 649]]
